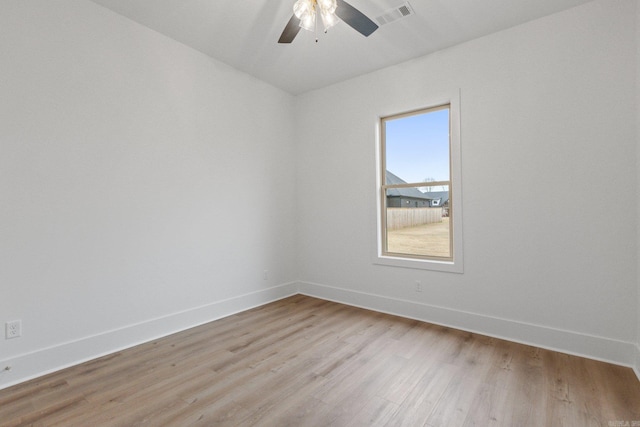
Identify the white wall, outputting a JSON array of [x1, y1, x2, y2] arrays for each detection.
[[636, 0, 640, 379], [297, 0, 639, 366], [2, 0, 639, 390], [0, 0, 297, 388]]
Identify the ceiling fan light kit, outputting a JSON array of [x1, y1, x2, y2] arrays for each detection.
[[320, 7, 340, 30], [294, 0, 338, 32], [279, 0, 378, 44]]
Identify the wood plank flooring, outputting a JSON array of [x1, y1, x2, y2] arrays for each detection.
[[1, 295, 639, 426]]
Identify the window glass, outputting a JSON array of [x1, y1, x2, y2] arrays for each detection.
[[385, 107, 450, 184], [380, 106, 453, 261]]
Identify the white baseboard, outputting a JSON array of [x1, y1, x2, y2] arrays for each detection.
[[0, 282, 298, 391], [299, 281, 637, 369]]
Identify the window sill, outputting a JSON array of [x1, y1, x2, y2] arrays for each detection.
[[374, 254, 463, 273]]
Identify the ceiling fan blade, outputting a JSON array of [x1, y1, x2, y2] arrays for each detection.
[[278, 14, 302, 43], [335, 0, 378, 37]]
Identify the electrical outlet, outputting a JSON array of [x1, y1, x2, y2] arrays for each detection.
[[414, 281, 422, 292], [6, 320, 21, 339], [263, 270, 268, 281]]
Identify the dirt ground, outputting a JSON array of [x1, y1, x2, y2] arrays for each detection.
[[386, 217, 451, 258]]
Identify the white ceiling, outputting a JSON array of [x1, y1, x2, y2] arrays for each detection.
[[88, 0, 594, 95]]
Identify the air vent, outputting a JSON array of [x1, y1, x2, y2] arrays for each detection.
[[375, 2, 414, 26]]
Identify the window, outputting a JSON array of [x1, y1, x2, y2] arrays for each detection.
[[376, 92, 463, 273]]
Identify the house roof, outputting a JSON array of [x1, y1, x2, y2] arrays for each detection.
[[385, 171, 433, 201], [422, 191, 450, 205], [385, 171, 451, 203]]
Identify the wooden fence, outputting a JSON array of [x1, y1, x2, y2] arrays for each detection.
[[386, 207, 443, 231]]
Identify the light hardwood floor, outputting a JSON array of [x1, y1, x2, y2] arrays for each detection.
[[1, 295, 639, 426]]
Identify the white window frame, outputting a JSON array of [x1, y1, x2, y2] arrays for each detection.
[[374, 90, 463, 273]]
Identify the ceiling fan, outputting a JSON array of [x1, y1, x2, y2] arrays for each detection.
[[278, 0, 379, 43]]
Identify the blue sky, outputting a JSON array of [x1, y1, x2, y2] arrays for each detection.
[[385, 108, 450, 185]]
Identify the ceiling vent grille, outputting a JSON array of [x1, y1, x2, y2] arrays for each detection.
[[375, 2, 414, 26]]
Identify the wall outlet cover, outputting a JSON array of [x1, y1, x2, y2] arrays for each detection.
[[6, 320, 22, 339]]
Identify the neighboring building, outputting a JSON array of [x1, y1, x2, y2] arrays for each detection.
[[385, 171, 449, 209], [422, 190, 449, 216]]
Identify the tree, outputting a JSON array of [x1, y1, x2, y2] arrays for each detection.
[[421, 177, 435, 192]]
